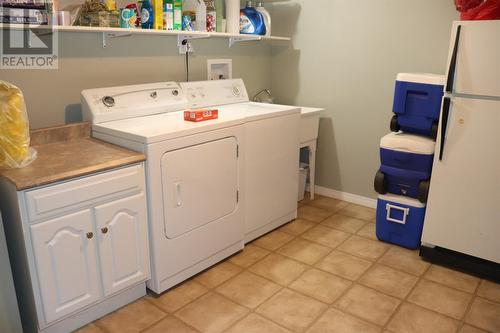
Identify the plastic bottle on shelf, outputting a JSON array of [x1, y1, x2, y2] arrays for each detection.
[[196, 0, 207, 31], [256, 1, 271, 36], [140, 0, 154, 28], [240, 0, 265, 35], [182, 0, 206, 31], [225, 0, 240, 34]]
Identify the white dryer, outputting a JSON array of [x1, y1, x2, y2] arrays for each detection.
[[81, 82, 246, 294], [180, 79, 301, 243]]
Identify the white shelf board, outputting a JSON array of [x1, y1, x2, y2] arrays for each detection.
[[0, 23, 290, 42]]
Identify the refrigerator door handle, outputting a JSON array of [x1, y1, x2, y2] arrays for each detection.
[[439, 97, 451, 161], [446, 25, 462, 93]]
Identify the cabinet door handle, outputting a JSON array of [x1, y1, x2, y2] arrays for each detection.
[[86, 232, 94, 239], [101, 227, 109, 234]]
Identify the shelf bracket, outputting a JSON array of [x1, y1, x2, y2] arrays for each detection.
[[102, 31, 133, 48], [229, 35, 261, 48], [177, 33, 210, 53]]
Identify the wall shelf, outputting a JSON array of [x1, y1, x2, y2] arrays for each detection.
[[0, 23, 290, 48]]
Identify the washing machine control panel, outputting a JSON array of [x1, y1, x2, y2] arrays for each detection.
[[180, 79, 249, 108], [82, 82, 188, 124]]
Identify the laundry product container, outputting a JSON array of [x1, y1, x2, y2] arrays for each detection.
[[374, 132, 435, 203], [298, 163, 309, 201], [376, 194, 426, 249], [391, 73, 445, 138]]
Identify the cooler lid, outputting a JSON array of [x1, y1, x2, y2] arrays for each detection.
[[378, 194, 426, 208], [396, 73, 445, 86], [380, 132, 435, 154]]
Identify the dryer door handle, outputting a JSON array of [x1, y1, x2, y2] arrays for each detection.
[[175, 182, 182, 207]]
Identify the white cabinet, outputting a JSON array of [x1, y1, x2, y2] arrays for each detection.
[[95, 194, 150, 296], [30, 210, 101, 324], [0, 164, 150, 333]]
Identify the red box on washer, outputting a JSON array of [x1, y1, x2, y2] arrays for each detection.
[[184, 109, 219, 122]]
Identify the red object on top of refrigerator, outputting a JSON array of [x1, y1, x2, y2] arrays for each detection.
[[454, 0, 500, 20]]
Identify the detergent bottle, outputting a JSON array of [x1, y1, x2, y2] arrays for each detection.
[[140, 0, 154, 29], [256, 1, 271, 36], [240, 0, 266, 35]]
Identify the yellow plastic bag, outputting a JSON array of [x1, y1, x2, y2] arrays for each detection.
[[0, 81, 37, 169]]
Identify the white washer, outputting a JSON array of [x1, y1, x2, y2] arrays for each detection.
[[180, 79, 301, 243]]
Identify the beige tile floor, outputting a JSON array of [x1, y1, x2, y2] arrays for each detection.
[[77, 194, 500, 333]]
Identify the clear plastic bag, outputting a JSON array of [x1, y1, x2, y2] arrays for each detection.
[[0, 81, 37, 169]]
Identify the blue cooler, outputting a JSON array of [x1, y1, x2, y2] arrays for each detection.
[[391, 73, 445, 138], [374, 132, 435, 203], [376, 194, 426, 249]]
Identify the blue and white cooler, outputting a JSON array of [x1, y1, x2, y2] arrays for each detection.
[[391, 73, 445, 139], [374, 132, 435, 203], [376, 194, 426, 249]]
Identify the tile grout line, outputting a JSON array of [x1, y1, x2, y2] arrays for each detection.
[[325, 243, 391, 330], [215, 203, 369, 333], [241, 207, 381, 332], [84, 199, 498, 333], [456, 279, 491, 333], [379, 262, 434, 332]]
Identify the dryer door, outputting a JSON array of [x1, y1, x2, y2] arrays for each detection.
[[161, 137, 239, 239]]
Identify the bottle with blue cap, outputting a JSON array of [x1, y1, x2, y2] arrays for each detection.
[[240, 0, 266, 35]]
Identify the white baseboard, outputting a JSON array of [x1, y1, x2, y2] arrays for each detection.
[[310, 185, 377, 209]]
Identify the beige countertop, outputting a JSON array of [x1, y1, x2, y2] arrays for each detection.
[[0, 122, 145, 191]]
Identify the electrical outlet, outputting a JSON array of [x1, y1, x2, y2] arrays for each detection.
[[179, 41, 194, 54]]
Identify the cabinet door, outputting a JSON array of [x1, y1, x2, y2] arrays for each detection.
[[94, 194, 150, 296], [30, 210, 101, 324]]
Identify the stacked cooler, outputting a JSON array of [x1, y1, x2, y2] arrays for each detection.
[[374, 73, 444, 249]]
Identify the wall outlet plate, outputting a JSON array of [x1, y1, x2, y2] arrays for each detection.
[[207, 59, 232, 80]]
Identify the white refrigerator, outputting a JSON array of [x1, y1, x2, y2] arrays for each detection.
[[421, 20, 500, 274]]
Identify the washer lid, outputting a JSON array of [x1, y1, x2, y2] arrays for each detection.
[[92, 109, 247, 144], [380, 132, 436, 154], [396, 73, 445, 86]]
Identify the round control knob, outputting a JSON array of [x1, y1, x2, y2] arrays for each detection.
[[102, 96, 115, 107], [86, 232, 94, 239], [232, 86, 240, 96], [101, 227, 108, 234], [172, 89, 179, 96], [150, 91, 158, 99]]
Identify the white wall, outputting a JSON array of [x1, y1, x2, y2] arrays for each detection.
[[1, 33, 272, 129], [270, 0, 459, 199]]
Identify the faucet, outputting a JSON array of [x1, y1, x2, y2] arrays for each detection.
[[253, 89, 274, 103]]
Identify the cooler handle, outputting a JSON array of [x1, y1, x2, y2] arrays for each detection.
[[446, 25, 462, 93], [385, 204, 409, 225]]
